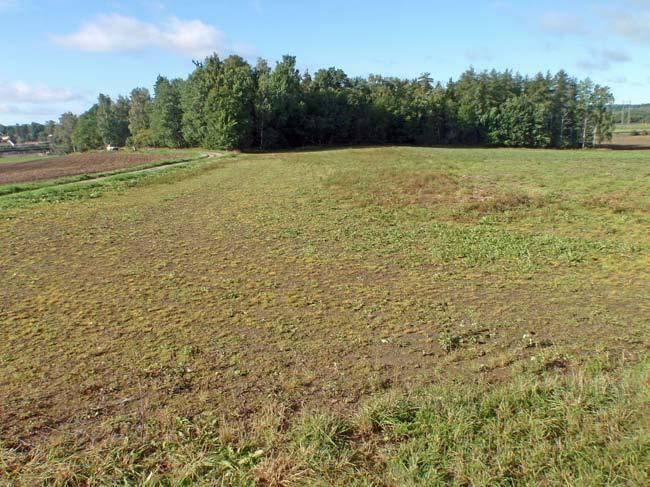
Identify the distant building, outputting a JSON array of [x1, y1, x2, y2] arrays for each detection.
[[1, 135, 16, 147]]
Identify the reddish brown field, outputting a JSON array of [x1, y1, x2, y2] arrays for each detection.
[[0, 152, 176, 185], [603, 133, 650, 149]]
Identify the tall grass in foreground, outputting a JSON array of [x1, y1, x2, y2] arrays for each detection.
[[2, 358, 648, 486]]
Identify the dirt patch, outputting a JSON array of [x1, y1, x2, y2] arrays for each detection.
[[462, 189, 546, 213], [0, 152, 178, 185], [585, 190, 650, 213], [601, 133, 650, 150], [327, 169, 547, 214]]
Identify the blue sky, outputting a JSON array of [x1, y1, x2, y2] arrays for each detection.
[[1, 0, 649, 124]]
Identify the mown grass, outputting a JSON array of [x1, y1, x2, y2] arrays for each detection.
[[2, 358, 647, 485], [1, 146, 648, 485], [0, 154, 55, 165], [613, 122, 650, 133]]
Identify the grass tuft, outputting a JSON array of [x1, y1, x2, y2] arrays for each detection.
[[2, 358, 647, 485]]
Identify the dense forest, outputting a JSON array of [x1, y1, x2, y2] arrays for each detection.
[[9, 55, 617, 152]]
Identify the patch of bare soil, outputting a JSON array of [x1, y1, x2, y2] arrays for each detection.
[[0, 152, 175, 185], [601, 134, 650, 150]]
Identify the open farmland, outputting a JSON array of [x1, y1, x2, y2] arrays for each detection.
[[1, 147, 648, 485], [606, 133, 650, 150], [613, 122, 650, 134], [0, 154, 55, 165], [0, 150, 200, 185]]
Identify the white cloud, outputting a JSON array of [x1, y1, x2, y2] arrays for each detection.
[[53, 14, 231, 58], [465, 47, 494, 63], [538, 2, 650, 45], [0, 0, 16, 10], [0, 104, 51, 115], [587, 1, 650, 44], [0, 82, 87, 123], [606, 76, 628, 84], [577, 48, 630, 71], [0, 104, 22, 114], [609, 10, 650, 44], [0, 81, 83, 103], [539, 12, 589, 36], [599, 48, 631, 63]]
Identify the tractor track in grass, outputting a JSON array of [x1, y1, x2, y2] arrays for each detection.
[[70, 151, 225, 184]]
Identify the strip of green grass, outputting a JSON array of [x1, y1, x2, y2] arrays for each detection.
[[2, 358, 647, 486], [613, 123, 650, 133], [0, 154, 55, 165]]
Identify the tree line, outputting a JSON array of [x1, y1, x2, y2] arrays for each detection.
[[38, 54, 617, 152], [0, 121, 79, 153], [0, 122, 50, 143], [610, 103, 650, 125]]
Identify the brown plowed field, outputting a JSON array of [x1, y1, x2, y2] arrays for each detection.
[[603, 133, 650, 149], [0, 152, 174, 185]]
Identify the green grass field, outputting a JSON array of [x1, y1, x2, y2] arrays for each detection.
[[1, 147, 648, 485], [613, 122, 650, 133], [0, 154, 54, 164]]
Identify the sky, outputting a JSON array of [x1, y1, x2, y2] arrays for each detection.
[[1, 0, 649, 124]]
